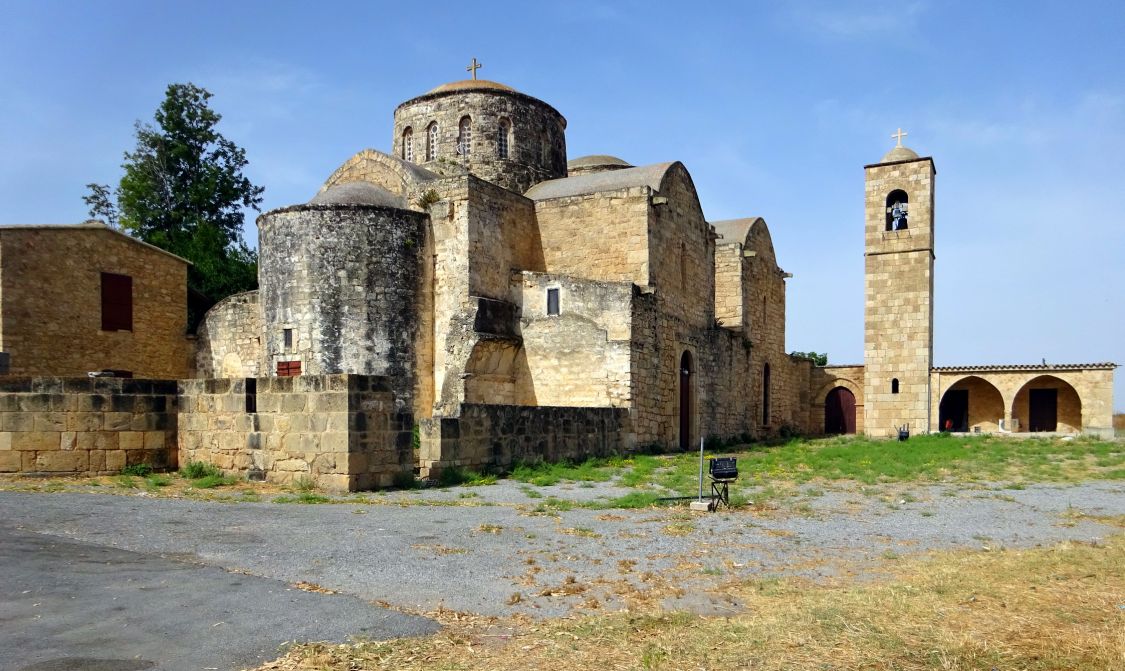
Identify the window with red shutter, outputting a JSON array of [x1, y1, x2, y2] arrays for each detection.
[[276, 361, 302, 377], [101, 273, 133, 331]]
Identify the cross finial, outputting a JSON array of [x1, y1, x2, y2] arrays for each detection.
[[466, 57, 482, 80], [891, 127, 908, 147]]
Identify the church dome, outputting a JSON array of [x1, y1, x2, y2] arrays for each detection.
[[880, 145, 920, 163], [426, 79, 517, 94], [567, 154, 633, 176], [309, 181, 406, 209]]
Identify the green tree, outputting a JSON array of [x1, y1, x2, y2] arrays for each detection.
[[790, 351, 828, 366], [85, 83, 263, 328]]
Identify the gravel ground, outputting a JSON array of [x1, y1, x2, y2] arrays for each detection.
[[2, 478, 1122, 618]]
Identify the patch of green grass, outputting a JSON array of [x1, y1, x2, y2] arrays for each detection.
[[120, 463, 153, 477], [511, 458, 617, 486], [526, 496, 577, 515], [143, 474, 171, 490], [275, 492, 331, 504], [292, 476, 316, 492], [436, 466, 497, 488], [113, 474, 138, 489], [519, 485, 543, 499], [191, 473, 237, 489], [590, 491, 660, 509], [180, 461, 221, 479]]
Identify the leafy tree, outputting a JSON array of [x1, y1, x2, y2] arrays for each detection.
[[85, 83, 263, 328], [790, 351, 828, 366]]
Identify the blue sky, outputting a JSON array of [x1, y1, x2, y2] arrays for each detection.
[[1, 0, 1122, 409]]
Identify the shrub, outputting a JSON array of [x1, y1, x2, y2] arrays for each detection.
[[121, 463, 153, 477], [181, 461, 221, 479]]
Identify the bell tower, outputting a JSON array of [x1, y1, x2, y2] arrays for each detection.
[[863, 130, 935, 438]]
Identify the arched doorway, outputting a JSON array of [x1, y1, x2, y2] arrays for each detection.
[[824, 387, 856, 434], [1013, 375, 1082, 433], [938, 376, 1005, 432], [679, 351, 693, 450]]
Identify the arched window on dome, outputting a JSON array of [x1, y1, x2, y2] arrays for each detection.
[[402, 127, 413, 162], [498, 119, 511, 159], [457, 117, 472, 157], [886, 190, 908, 231], [426, 122, 438, 161]]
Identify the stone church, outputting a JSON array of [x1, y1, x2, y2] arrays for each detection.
[[0, 69, 1114, 487], [191, 71, 1114, 462]]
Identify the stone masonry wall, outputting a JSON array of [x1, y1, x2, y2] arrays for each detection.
[[194, 290, 262, 378], [257, 204, 430, 417], [178, 375, 413, 492], [507, 272, 633, 407], [647, 163, 714, 329], [393, 88, 567, 194], [0, 377, 177, 475], [419, 404, 631, 474], [0, 225, 192, 379], [533, 187, 652, 286]]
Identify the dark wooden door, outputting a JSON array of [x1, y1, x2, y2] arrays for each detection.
[[824, 387, 856, 435], [1028, 388, 1057, 432], [679, 351, 692, 450], [939, 389, 969, 432]]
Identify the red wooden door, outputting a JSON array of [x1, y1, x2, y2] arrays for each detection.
[[824, 387, 856, 435]]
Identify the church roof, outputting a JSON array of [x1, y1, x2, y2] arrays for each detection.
[[711, 217, 765, 245], [567, 155, 633, 169], [524, 162, 675, 200], [880, 145, 920, 163], [308, 181, 408, 209], [427, 79, 517, 94], [0, 221, 190, 264], [932, 362, 1117, 372]]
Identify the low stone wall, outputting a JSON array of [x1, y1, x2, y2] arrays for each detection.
[[420, 404, 632, 474], [0, 377, 177, 475], [178, 375, 413, 492]]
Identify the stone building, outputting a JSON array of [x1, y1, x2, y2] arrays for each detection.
[[0, 72, 1115, 487], [0, 221, 192, 379], [190, 73, 1114, 481]]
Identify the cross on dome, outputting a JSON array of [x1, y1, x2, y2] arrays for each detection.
[[466, 58, 482, 80], [891, 128, 908, 147]]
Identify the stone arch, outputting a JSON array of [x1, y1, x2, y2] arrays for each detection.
[[938, 375, 1005, 433], [1012, 375, 1082, 433], [824, 387, 857, 435], [319, 149, 439, 207], [811, 376, 864, 435]]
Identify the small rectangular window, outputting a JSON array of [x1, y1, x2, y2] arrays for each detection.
[[283, 328, 293, 351], [100, 272, 133, 331], [547, 288, 560, 316], [244, 378, 257, 413], [276, 360, 302, 377]]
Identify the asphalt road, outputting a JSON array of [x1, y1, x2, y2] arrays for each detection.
[[0, 522, 437, 671]]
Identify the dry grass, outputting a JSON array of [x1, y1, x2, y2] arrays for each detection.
[[257, 535, 1125, 671]]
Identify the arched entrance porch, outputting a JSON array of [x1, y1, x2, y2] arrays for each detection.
[[938, 376, 1005, 432], [1012, 375, 1082, 433]]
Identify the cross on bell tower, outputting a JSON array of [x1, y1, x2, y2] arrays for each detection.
[[466, 58, 482, 80], [891, 127, 908, 147]]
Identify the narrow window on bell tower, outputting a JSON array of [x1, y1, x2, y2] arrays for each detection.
[[886, 190, 909, 231], [891, 378, 900, 394]]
